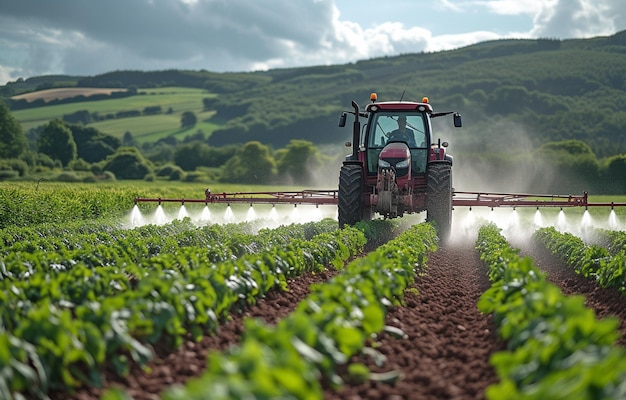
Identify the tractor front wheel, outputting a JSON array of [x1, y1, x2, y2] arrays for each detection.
[[338, 164, 366, 227], [427, 162, 452, 241]]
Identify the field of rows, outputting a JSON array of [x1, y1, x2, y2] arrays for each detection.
[[2, 184, 626, 399]]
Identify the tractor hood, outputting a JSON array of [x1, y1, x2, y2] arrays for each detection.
[[378, 142, 411, 177], [379, 142, 410, 160]]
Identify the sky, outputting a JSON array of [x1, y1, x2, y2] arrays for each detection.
[[0, 0, 625, 86]]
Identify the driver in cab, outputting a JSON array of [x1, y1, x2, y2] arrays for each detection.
[[388, 115, 417, 147]]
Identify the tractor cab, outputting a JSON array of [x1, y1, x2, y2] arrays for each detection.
[[337, 93, 462, 236], [364, 111, 429, 177]]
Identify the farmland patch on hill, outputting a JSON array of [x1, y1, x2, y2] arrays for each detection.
[[11, 87, 128, 103]]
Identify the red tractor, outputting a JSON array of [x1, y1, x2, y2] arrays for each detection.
[[337, 93, 462, 239]]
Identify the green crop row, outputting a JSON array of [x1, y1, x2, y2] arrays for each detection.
[[148, 222, 438, 400], [0, 218, 339, 279], [0, 219, 362, 400], [533, 227, 626, 294], [592, 228, 626, 255], [476, 223, 626, 399]]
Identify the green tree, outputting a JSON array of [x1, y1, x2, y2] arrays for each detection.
[[122, 131, 136, 146], [275, 139, 322, 184], [0, 101, 27, 159], [174, 142, 211, 171], [173, 142, 238, 171], [37, 119, 77, 166], [68, 124, 120, 163], [220, 141, 276, 183], [181, 111, 197, 128], [102, 147, 153, 179]]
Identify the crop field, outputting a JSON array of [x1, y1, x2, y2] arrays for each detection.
[[1, 182, 626, 399], [11, 87, 217, 143]]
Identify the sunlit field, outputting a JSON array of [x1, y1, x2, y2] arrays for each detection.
[[12, 87, 216, 143]]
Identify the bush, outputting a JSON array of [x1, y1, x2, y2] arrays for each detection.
[[169, 168, 185, 181], [144, 173, 156, 182], [90, 163, 103, 175], [68, 158, 91, 171], [33, 153, 58, 169], [0, 170, 19, 181], [102, 147, 153, 179], [183, 171, 207, 182], [0, 159, 29, 176], [55, 171, 82, 182], [100, 171, 116, 181], [155, 164, 180, 177]]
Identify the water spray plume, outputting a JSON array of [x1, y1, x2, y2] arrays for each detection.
[[609, 210, 619, 230], [557, 209, 567, 231], [224, 206, 235, 223], [269, 206, 279, 221], [155, 205, 167, 225], [533, 209, 543, 227], [177, 205, 188, 220], [246, 206, 257, 222], [201, 206, 211, 222], [291, 204, 300, 222], [130, 205, 144, 227]]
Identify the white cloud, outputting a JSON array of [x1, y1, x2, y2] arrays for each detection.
[[425, 31, 503, 52], [0, 0, 624, 85], [478, 0, 547, 16], [531, 0, 623, 38]]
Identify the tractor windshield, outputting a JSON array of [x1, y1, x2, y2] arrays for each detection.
[[367, 112, 429, 174]]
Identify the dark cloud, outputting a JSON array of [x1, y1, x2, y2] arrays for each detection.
[[0, 0, 625, 84]]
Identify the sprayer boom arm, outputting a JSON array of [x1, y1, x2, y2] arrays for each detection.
[[134, 190, 339, 206], [452, 191, 626, 209], [134, 189, 626, 209]]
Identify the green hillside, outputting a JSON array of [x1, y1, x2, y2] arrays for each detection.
[[3, 31, 626, 157]]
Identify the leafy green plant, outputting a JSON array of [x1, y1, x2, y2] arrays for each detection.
[[477, 223, 626, 399]]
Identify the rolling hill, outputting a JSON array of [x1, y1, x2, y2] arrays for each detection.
[[3, 30, 626, 158]]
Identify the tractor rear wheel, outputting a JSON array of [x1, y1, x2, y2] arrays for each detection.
[[427, 162, 452, 241], [338, 164, 366, 227]]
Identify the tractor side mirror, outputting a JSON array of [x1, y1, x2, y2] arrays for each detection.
[[338, 112, 347, 127], [453, 113, 462, 128]]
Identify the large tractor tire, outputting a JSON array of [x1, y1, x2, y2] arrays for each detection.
[[427, 162, 452, 241], [338, 163, 366, 227]]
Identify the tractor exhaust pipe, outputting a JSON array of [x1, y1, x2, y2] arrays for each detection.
[[351, 100, 360, 161]]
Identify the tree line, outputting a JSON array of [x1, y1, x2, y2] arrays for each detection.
[[1, 98, 624, 194], [0, 100, 339, 186]]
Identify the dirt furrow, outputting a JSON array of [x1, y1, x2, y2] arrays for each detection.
[[520, 241, 626, 347], [57, 269, 340, 400], [324, 241, 502, 400]]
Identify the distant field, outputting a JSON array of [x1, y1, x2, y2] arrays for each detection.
[[12, 87, 220, 143], [11, 87, 127, 102]]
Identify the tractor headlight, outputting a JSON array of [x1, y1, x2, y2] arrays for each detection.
[[396, 159, 409, 169], [378, 159, 391, 168]]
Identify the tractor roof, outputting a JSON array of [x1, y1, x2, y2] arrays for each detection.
[[364, 100, 434, 114]]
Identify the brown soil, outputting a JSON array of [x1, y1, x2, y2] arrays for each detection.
[[52, 237, 626, 400]]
